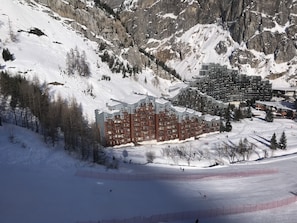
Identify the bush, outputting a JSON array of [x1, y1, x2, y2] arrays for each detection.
[[28, 27, 46, 37], [2, 48, 14, 61], [145, 151, 156, 163]]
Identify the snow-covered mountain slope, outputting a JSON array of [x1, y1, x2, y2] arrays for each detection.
[[0, 0, 179, 121], [113, 0, 297, 88], [158, 23, 294, 89], [1, 0, 296, 124]]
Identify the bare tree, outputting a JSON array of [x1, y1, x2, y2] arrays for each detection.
[[66, 47, 90, 77], [8, 18, 18, 42]]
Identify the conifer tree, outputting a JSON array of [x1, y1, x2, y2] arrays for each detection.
[[247, 106, 252, 118], [270, 133, 277, 150], [224, 104, 231, 120], [219, 120, 225, 132], [265, 108, 274, 122], [234, 108, 242, 121], [278, 131, 287, 150], [225, 119, 232, 132]]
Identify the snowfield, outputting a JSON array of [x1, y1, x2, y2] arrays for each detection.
[[1, 1, 297, 223], [1, 110, 297, 223], [0, 0, 179, 122]]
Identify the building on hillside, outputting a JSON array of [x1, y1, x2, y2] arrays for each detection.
[[192, 63, 272, 102], [95, 94, 220, 146], [170, 86, 227, 116]]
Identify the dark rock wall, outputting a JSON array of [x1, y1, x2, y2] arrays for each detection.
[[114, 0, 297, 64]]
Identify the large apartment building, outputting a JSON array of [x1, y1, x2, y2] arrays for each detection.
[[193, 63, 272, 102], [95, 94, 220, 146]]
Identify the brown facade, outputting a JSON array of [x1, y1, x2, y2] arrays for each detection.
[[104, 112, 131, 146], [96, 96, 220, 147], [179, 117, 205, 140], [130, 103, 156, 143], [155, 111, 179, 142]]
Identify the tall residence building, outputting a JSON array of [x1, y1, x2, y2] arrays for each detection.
[[95, 94, 220, 146], [193, 63, 272, 102]]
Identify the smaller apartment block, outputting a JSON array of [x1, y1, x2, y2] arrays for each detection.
[[171, 87, 227, 116], [95, 94, 220, 146]]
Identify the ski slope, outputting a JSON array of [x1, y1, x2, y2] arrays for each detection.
[[1, 111, 297, 223]]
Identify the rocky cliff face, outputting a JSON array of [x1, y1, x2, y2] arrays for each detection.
[[31, 0, 297, 85], [32, 0, 176, 79], [115, 0, 297, 63], [111, 0, 297, 83], [33, 0, 143, 67], [225, 0, 297, 64]]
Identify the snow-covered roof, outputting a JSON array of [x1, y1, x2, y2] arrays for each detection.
[[255, 100, 296, 111]]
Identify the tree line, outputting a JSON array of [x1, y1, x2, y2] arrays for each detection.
[[100, 50, 140, 77], [139, 48, 181, 80], [0, 71, 104, 163]]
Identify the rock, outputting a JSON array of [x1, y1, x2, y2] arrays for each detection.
[[215, 41, 228, 55], [229, 49, 260, 68], [247, 31, 278, 55], [274, 38, 297, 64], [30, 0, 297, 77]]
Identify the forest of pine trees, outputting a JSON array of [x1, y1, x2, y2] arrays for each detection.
[[0, 71, 103, 163]]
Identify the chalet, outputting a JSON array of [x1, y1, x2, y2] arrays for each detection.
[[255, 100, 296, 118]]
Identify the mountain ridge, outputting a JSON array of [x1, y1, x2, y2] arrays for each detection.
[[1, 0, 297, 121], [0, 0, 180, 121], [107, 0, 297, 86]]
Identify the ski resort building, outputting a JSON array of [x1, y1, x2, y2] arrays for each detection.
[[170, 64, 272, 117], [95, 94, 220, 146], [170, 87, 228, 116], [192, 63, 272, 102]]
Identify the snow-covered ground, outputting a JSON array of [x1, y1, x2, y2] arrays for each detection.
[[1, 110, 297, 223], [1, 1, 297, 222], [0, 0, 178, 122]]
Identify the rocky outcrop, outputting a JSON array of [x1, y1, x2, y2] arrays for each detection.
[[31, 0, 180, 79], [118, 0, 200, 47], [31, 0, 297, 81], [109, 0, 297, 65], [215, 41, 228, 55], [32, 0, 143, 67]]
